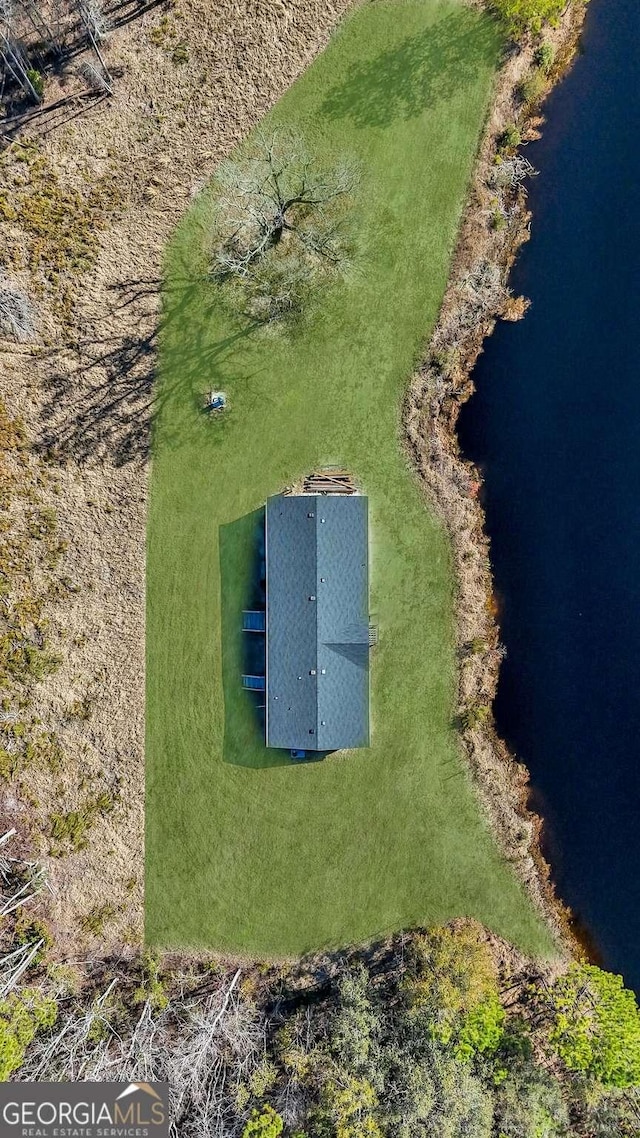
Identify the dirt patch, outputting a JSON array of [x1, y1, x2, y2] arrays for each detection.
[[1, 0, 359, 955]]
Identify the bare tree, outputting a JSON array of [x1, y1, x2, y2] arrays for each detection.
[[78, 0, 109, 41], [461, 260, 507, 315], [0, 25, 42, 103], [490, 154, 537, 191], [76, 57, 111, 94], [77, 0, 112, 86], [20, 0, 62, 57], [18, 967, 266, 1137], [209, 130, 358, 322]]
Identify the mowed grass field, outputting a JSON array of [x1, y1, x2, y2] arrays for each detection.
[[146, 0, 555, 957]]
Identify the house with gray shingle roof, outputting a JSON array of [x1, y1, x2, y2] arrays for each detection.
[[264, 492, 370, 753]]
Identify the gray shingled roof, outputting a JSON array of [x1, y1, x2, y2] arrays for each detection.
[[265, 493, 370, 752]]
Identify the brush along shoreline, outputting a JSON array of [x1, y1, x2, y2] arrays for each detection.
[[405, 1, 590, 958]]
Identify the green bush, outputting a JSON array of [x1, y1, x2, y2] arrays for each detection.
[[15, 915, 54, 966], [534, 42, 556, 72], [0, 989, 56, 1080], [499, 124, 522, 152], [172, 41, 189, 64], [26, 69, 44, 99], [330, 966, 381, 1074], [414, 1049, 493, 1138], [494, 1065, 569, 1137], [132, 951, 169, 1011], [318, 1076, 383, 1138], [6, 642, 61, 683], [455, 993, 505, 1061], [519, 69, 548, 106], [403, 924, 502, 1063], [460, 703, 490, 731], [545, 964, 640, 1087], [490, 0, 565, 37], [241, 1105, 284, 1138], [248, 1060, 278, 1099]]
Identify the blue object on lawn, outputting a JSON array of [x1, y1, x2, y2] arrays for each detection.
[[206, 390, 227, 411]]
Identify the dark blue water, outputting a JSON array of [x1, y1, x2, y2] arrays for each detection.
[[458, 0, 640, 989]]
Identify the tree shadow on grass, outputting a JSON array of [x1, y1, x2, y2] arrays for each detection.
[[219, 508, 292, 769], [36, 275, 266, 465], [321, 9, 499, 129], [156, 318, 268, 457]]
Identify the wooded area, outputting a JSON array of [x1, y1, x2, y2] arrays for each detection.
[[1, 0, 160, 141]]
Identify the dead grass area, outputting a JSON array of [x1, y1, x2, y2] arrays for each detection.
[[404, 2, 589, 953], [0, 0, 359, 956]]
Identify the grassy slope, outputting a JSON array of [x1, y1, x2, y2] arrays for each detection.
[[147, 0, 554, 957]]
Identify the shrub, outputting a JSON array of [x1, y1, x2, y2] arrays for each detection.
[[172, 41, 188, 64], [15, 915, 54, 965], [460, 703, 490, 730], [534, 42, 556, 72], [49, 792, 116, 854], [494, 1064, 570, 1137], [519, 69, 548, 107], [455, 993, 506, 1061], [545, 964, 640, 1087], [132, 951, 169, 1010], [403, 924, 500, 1049], [7, 643, 61, 683], [490, 0, 565, 37], [580, 1090, 640, 1137], [50, 809, 92, 851], [242, 1105, 284, 1138], [499, 124, 522, 152], [24, 730, 64, 774], [330, 965, 381, 1074], [0, 989, 56, 1080], [26, 69, 45, 98], [249, 1060, 278, 1098], [25, 507, 57, 540], [385, 1047, 494, 1136], [467, 638, 488, 654], [319, 1076, 383, 1138], [414, 1048, 493, 1138]]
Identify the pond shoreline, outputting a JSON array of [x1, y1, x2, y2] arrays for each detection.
[[406, 0, 590, 960]]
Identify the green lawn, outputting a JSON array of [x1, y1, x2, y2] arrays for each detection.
[[146, 0, 555, 958]]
